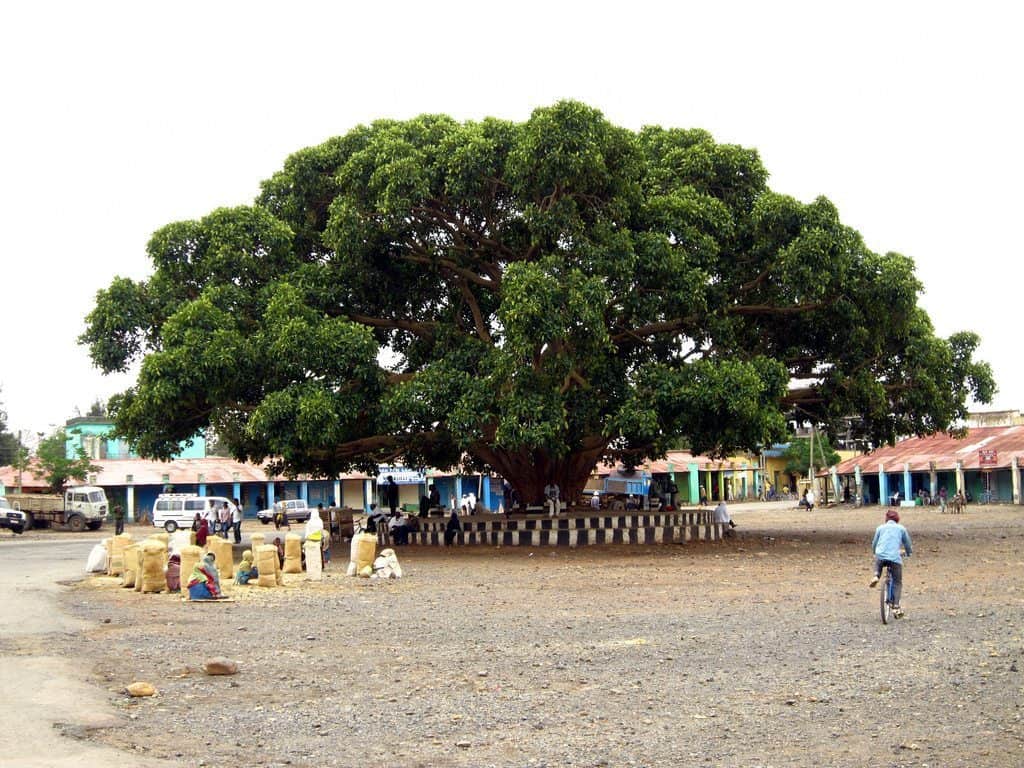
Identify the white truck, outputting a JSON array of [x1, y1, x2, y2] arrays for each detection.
[[5, 485, 109, 532], [0, 497, 28, 534]]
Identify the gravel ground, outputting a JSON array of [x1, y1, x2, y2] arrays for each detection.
[[60, 503, 1023, 768]]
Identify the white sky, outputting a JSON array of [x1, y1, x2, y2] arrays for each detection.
[[2, 1, 1021, 443]]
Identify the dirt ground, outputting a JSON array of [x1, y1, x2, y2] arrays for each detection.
[[61, 503, 1023, 768]]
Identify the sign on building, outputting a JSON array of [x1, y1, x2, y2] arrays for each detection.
[[979, 449, 998, 468], [377, 466, 426, 484]]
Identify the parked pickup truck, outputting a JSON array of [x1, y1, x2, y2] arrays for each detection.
[[257, 498, 313, 525], [0, 497, 27, 534], [5, 486, 109, 532]]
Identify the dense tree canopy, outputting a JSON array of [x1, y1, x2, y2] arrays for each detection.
[[0, 392, 24, 467], [37, 430, 98, 492], [783, 434, 841, 477], [82, 101, 994, 502]]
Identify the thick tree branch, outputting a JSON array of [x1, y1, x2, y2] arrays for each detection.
[[401, 249, 499, 290], [737, 265, 773, 294], [727, 302, 828, 316], [414, 201, 517, 270], [611, 317, 696, 346], [457, 279, 493, 344], [346, 313, 438, 339], [560, 369, 590, 393]]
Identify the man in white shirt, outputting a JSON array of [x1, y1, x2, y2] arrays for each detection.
[[544, 483, 560, 517], [388, 510, 410, 545], [231, 500, 242, 543], [713, 501, 737, 531], [203, 501, 217, 533], [218, 502, 231, 536]]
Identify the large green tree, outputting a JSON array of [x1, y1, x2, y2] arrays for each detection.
[[82, 102, 994, 503], [0, 392, 22, 467], [783, 434, 841, 477], [37, 430, 99, 493]]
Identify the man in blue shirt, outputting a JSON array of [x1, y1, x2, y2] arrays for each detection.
[[869, 509, 913, 617]]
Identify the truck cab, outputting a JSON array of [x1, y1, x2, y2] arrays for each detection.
[[66, 486, 109, 522], [0, 497, 27, 534]]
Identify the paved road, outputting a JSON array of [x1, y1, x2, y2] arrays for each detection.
[[0, 535, 167, 768]]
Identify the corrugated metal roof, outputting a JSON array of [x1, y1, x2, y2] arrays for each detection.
[[0, 459, 50, 490], [833, 426, 1024, 474], [0, 457, 376, 488], [594, 450, 758, 476]]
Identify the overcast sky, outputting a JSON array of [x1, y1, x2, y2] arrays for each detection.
[[2, 1, 1021, 444]]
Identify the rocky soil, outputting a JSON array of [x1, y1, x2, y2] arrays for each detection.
[[61, 503, 1023, 768]]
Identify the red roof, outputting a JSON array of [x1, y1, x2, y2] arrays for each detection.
[[0, 457, 376, 489], [833, 426, 1024, 474], [594, 449, 758, 476], [0, 459, 50, 491]]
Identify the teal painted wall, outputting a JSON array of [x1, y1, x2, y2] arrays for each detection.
[[65, 419, 206, 460]]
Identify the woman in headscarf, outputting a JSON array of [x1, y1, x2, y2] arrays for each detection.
[[166, 553, 182, 592], [304, 507, 325, 541], [187, 552, 222, 600], [235, 549, 258, 585], [195, 516, 210, 548], [304, 507, 326, 568], [190, 513, 201, 545]]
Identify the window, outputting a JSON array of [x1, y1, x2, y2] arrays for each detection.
[[185, 499, 206, 512], [80, 435, 108, 460]]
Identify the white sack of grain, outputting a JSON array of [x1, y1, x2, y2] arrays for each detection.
[[168, 530, 191, 556], [85, 543, 108, 573], [372, 548, 403, 579], [304, 540, 322, 581]]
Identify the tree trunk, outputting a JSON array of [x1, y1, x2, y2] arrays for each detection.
[[469, 436, 608, 509]]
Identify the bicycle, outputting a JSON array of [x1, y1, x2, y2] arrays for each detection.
[[878, 562, 904, 624]]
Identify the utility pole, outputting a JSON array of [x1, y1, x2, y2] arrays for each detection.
[[817, 430, 832, 504], [807, 424, 814, 502], [16, 430, 23, 492]]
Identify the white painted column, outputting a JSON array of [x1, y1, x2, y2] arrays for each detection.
[[126, 484, 135, 522], [333, 480, 341, 507], [1012, 457, 1020, 505], [956, 461, 965, 494]]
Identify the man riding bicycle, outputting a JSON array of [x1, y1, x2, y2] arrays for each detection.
[[869, 509, 913, 617]]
